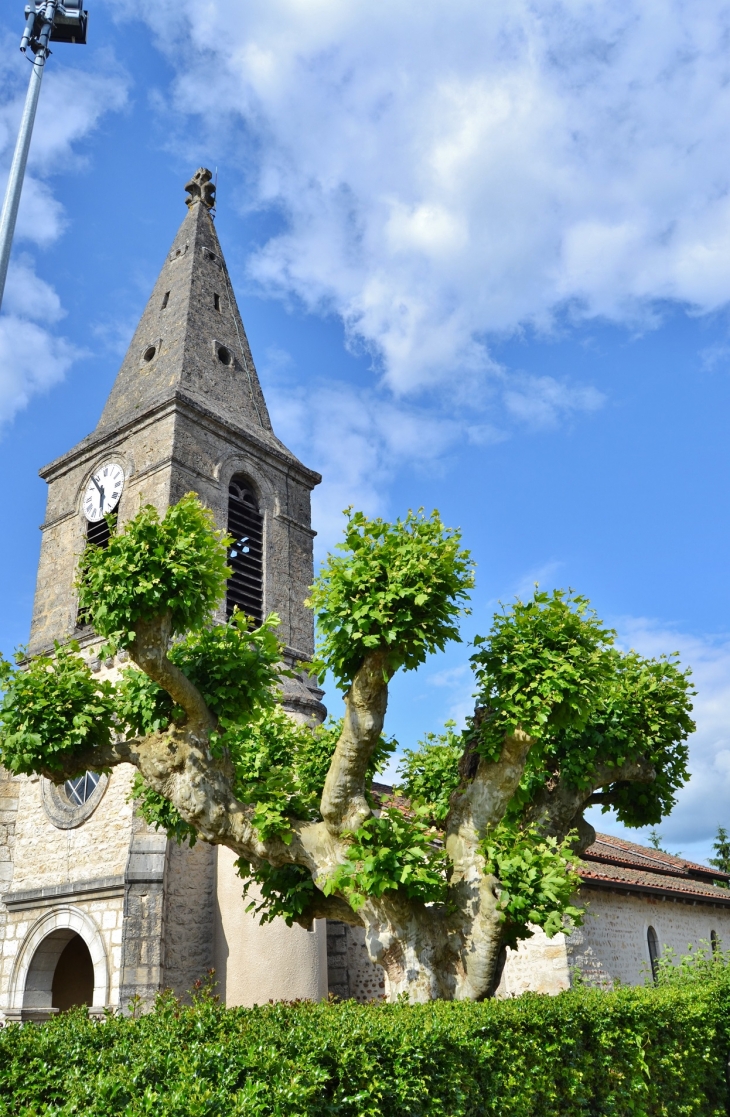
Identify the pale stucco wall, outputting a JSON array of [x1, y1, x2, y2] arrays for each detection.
[[496, 926, 571, 998], [213, 845, 327, 1006]]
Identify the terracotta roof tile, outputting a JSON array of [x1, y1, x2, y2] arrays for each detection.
[[580, 832, 730, 905]]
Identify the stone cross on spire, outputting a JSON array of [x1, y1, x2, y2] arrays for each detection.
[[185, 168, 216, 210]]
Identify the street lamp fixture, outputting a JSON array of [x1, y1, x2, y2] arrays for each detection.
[[0, 2, 89, 313]]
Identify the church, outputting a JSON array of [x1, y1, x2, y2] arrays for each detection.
[[1, 171, 729, 1021]]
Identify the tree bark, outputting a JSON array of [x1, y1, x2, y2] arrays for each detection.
[[320, 649, 391, 834]]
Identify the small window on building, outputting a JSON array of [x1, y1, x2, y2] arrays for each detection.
[[226, 477, 263, 625], [647, 925, 660, 982], [65, 771, 100, 806], [214, 292, 221, 312], [711, 929, 719, 953], [161, 291, 170, 309]]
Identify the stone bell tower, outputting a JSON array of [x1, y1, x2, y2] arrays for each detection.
[[28, 168, 324, 721], [0, 171, 331, 1023]]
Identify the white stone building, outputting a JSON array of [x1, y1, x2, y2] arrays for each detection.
[[496, 832, 730, 997], [1, 173, 729, 1021]]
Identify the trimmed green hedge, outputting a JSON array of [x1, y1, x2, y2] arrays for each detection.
[[1, 982, 728, 1116]]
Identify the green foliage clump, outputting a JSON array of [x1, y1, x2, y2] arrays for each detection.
[[236, 859, 318, 927], [308, 508, 474, 687], [0, 643, 116, 775], [653, 940, 730, 987], [554, 650, 695, 828], [1, 981, 729, 1117], [481, 824, 584, 948], [171, 612, 283, 732], [116, 661, 174, 737], [77, 494, 231, 651], [469, 590, 617, 760], [117, 612, 284, 738], [397, 721, 464, 823], [469, 589, 695, 827], [325, 807, 450, 910]]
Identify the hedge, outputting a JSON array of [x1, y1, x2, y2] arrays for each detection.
[[0, 981, 728, 1117]]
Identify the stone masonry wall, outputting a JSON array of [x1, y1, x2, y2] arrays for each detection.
[[30, 411, 178, 655], [0, 767, 18, 898], [496, 926, 571, 998], [0, 767, 19, 1019], [9, 767, 135, 894], [326, 921, 386, 1002], [0, 895, 125, 1018], [163, 839, 216, 1001], [496, 885, 730, 996], [567, 887, 730, 987]]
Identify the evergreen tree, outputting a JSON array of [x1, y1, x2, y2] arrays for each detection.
[[709, 826, 730, 874]]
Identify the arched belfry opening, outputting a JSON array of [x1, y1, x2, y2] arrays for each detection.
[[226, 476, 264, 625]]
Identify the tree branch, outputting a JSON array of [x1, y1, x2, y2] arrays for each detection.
[[295, 892, 363, 929], [41, 723, 334, 883], [445, 727, 534, 881], [524, 756, 657, 844], [320, 649, 392, 835], [129, 613, 216, 740]]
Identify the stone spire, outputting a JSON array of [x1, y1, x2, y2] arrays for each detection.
[[96, 169, 272, 437]]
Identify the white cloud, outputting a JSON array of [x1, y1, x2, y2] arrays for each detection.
[[110, 0, 730, 395], [0, 32, 129, 425], [503, 375, 605, 429], [263, 346, 601, 551], [0, 313, 76, 420], [264, 361, 470, 550]]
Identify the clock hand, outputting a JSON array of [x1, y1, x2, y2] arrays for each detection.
[[92, 477, 107, 510]]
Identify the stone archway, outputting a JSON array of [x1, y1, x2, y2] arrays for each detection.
[[7, 907, 109, 1022]]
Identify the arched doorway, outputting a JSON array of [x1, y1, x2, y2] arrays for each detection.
[[6, 907, 109, 1022], [23, 929, 94, 1016]]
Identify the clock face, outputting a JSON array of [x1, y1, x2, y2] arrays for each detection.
[[83, 462, 125, 523]]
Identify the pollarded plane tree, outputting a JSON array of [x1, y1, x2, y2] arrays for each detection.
[[0, 496, 695, 1002]]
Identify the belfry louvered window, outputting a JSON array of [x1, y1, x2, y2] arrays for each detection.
[[76, 517, 111, 628], [226, 477, 264, 625]]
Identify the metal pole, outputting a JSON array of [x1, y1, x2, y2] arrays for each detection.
[[0, 5, 57, 314]]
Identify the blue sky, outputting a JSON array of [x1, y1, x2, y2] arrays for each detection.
[[1, 0, 730, 863]]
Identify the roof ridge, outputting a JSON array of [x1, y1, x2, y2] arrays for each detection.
[[592, 831, 730, 879]]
